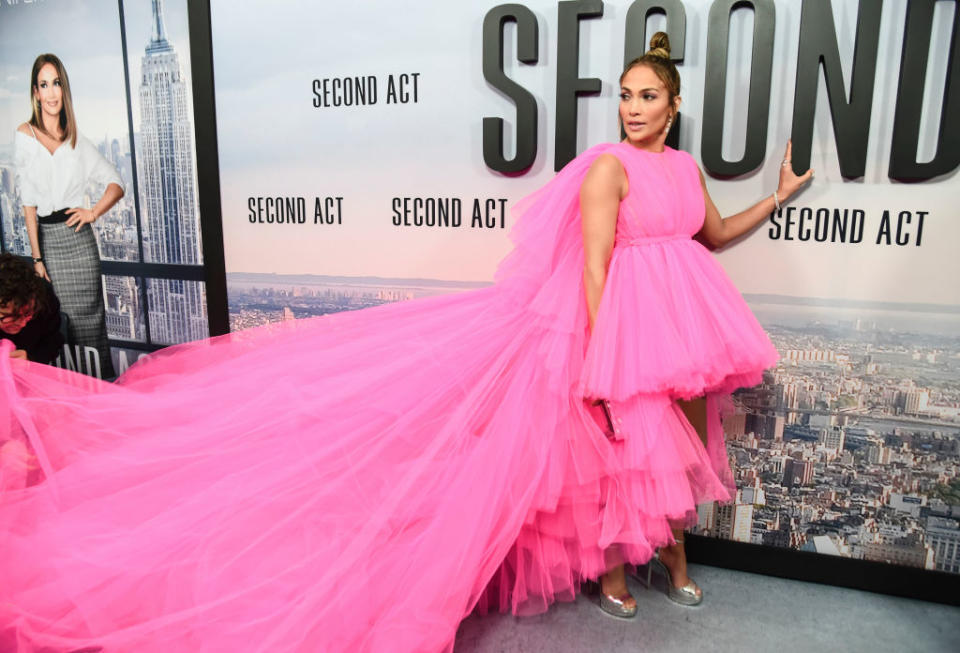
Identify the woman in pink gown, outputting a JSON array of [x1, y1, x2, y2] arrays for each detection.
[[572, 33, 813, 614], [0, 33, 811, 652]]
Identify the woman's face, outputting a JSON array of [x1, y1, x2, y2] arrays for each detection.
[[619, 65, 677, 150], [0, 301, 34, 335], [33, 62, 63, 119]]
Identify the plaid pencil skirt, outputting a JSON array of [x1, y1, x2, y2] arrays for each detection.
[[39, 221, 115, 379]]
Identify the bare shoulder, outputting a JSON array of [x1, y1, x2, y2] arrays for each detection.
[[582, 152, 626, 196], [678, 151, 709, 189], [588, 152, 625, 179], [16, 122, 33, 137]]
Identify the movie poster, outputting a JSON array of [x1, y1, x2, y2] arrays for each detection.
[[210, 0, 959, 576], [0, 0, 208, 378]]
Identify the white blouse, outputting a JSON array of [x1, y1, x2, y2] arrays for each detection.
[[13, 129, 124, 217]]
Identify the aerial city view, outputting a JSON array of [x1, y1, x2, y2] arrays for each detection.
[[228, 275, 960, 575]]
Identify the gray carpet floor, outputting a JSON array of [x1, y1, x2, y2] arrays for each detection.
[[454, 564, 960, 652]]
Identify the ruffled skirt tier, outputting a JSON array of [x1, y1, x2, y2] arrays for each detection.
[[0, 143, 777, 651], [582, 239, 779, 402]]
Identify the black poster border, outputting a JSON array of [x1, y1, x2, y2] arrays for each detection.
[[186, 0, 229, 337], [186, 0, 960, 605], [687, 534, 960, 606]]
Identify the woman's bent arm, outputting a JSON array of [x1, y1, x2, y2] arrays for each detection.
[[580, 154, 626, 331], [698, 140, 813, 249], [65, 183, 124, 232]]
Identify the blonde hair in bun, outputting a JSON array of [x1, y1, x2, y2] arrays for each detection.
[[620, 31, 681, 102], [646, 31, 672, 59]]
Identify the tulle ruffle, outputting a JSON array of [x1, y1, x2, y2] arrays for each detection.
[[478, 392, 733, 616], [1, 295, 579, 653], [581, 238, 779, 401], [0, 142, 772, 652]]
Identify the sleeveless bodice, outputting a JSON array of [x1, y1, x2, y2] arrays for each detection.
[[612, 142, 705, 247], [580, 142, 779, 402]]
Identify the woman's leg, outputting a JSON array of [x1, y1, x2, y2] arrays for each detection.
[[677, 396, 708, 447], [656, 529, 693, 588], [41, 222, 115, 378], [598, 545, 636, 614], [598, 563, 638, 618], [600, 564, 636, 608], [659, 396, 708, 588]]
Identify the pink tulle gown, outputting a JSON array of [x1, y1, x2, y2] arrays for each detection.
[[0, 142, 778, 652]]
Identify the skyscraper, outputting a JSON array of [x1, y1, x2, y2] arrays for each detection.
[[104, 275, 144, 341], [137, 0, 207, 344], [717, 501, 754, 543], [0, 165, 28, 255], [819, 426, 845, 452], [898, 389, 929, 416], [763, 414, 785, 441], [782, 458, 815, 488], [927, 517, 960, 574]]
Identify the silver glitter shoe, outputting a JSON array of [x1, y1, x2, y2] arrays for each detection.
[[598, 588, 639, 619], [649, 555, 703, 606]]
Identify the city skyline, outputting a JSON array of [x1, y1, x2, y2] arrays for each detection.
[[227, 272, 960, 334], [227, 274, 960, 575], [694, 309, 959, 575]]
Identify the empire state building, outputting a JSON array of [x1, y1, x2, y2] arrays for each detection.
[[138, 0, 207, 344]]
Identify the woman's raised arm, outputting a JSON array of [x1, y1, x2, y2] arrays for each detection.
[[698, 140, 813, 249]]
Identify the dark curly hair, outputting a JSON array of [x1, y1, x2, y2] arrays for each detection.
[[0, 253, 51, 316]]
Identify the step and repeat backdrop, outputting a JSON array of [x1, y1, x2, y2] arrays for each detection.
[[210, 0, 960, 577], [2, 0, 956, 579], [0, 0, 208, 378]]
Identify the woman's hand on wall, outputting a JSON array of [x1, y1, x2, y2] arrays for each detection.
[[776, 140, 814, 202]]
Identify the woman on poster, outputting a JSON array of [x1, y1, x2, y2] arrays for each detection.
[[13, 53, 124, 380], [0, 34, 810, 653]]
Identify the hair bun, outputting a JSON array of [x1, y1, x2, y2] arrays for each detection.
[[647, 31, 671, 59]]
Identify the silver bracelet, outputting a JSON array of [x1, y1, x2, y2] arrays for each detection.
[[772, 191, 781, 211]]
